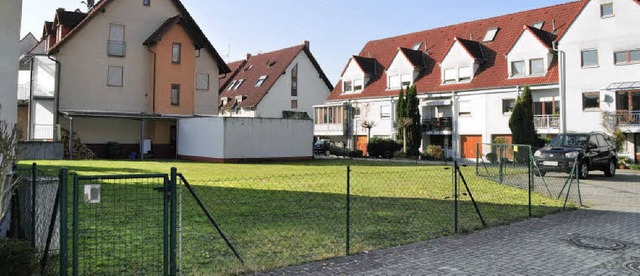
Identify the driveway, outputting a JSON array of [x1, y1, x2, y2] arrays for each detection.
[[262, 171, 640, 275]]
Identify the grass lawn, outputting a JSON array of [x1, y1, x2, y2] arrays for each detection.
[[18, 159, 571, 275]]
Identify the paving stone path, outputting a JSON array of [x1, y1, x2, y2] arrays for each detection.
[[262, 171, 640, 275]]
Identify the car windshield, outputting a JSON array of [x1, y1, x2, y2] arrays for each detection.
[[314, 140, 327, 146], [548, 134, 588, 148]]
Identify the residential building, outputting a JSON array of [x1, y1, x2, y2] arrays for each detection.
[[315, 1, 580, 158], [1, 0, 21, 128], [22, 0, 229, 159], [558, 0, 640, 163], [219, 42, 333, 120]]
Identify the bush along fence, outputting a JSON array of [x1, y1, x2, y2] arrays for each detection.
[[14, 156, 581, 275]]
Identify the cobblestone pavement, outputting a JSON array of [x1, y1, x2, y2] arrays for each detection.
[[262, 171, 640, 275]]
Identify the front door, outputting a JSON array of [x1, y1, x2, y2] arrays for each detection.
[[356, 135, 368, 156], [461, 135, 482, 159]]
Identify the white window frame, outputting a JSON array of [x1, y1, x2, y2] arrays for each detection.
[[458, 67, 472, 82], [227, 80, 236, 91], [195, 73, 209, 91], [581, 49, 599, 68], [600, 3, 614, 18], [529, 58, 545, 75], [380, 104, 391, 119], [233, 79, 244, 90], [533, 21, 544, 29], [502, 98, 516, 114], [400, 74, 413, 88], [255, 75, 268, 87], [353, 79, 364, 92], [387, 75, 400, 89], [172, 43, 181, 64], [443, 68, 457, 84], [107, 24, 125, 57], [343, 80, 353, 93], [614, 49, 640, 65], [483, 27, 499, 42], [511, 60, 525, 77], [107, 66, 123, 87]]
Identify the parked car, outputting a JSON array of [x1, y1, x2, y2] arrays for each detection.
[[533, 132, 617, 179], [313, 140, 330, 155]]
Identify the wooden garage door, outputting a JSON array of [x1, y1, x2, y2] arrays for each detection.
[[461, 135, 482, 159], [356, 136, 368, 156]]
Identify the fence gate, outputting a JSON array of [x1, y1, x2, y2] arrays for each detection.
[[69, 173, 176, 275]]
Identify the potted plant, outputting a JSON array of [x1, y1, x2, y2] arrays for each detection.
[[618, 157, 630, 170]]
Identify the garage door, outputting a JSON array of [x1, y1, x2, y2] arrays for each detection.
[[356, 135, 368, 156], [461, 135, 482, 159]]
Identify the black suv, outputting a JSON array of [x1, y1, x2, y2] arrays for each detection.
[[313, 140, 330, 155], [533, 132, 617, 179]]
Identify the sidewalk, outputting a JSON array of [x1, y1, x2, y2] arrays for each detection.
[[261, 172, 640, 275]]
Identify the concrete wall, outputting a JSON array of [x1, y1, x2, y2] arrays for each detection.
[[18, 142, 64, 160], [0, 0, 20, 127], [178, 117, 313, 161]]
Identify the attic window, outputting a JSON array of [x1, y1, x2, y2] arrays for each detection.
[[233, 79, 244, 90], [483, 27, 499, 42], [533, 21, 544, 29], [412, 42, 422, 51], [227, 80, 236, 91], [244, 64, 253, 71], [255, 75, 268, 87], [601, 3, 614, 18], [268, 61, 276, 67]]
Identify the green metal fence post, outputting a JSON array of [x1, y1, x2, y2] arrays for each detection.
[[528, 150, 532, 218], [170, 168, 177, 276], [163, 175, 169, 276], [31, 162, 37, 248], [475, 144, 479, 176], [499, 145, 504, 183], [453, 161, 459, 234], [346, 165, 351, 256], [59, 168, 68, 276], [72, 174, 79, 276]]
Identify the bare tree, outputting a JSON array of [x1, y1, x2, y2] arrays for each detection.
[[0, 108, 19, 222], [361, 120, 376, 143], [398, 117, 413, 154]]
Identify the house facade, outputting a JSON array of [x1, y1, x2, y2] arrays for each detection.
[[315, 1, 579, 159], [22, 0, 229, 159], [558, 0, 640, 163], [1, 0, 21, 128], [219, 42, 333, 120]]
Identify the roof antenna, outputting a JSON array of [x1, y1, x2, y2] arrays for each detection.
[[80, 0, 95, 10]]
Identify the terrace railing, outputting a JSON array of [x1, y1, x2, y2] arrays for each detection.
[[534, 114, 560, 130], [422, 117, 452, 132], [18, 82, 30, 100]]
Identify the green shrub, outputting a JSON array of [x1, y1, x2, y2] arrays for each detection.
[[630, 164, 640, 170], [613, 129, 626, 152], [486, 152, 498, 163], [368, 138, 401, 159], [423, 145, 444, 160], [0, 238, 38, 276], [493, 137, 509, 144]]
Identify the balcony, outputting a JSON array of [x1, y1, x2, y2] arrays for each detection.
[[314, 123, 345, 136], [534, 115, 560, 131], [17, 82, 30, 100], [615, 111, 640, 125], [107, 40, 126, 57], [422, 117, 452, 133]]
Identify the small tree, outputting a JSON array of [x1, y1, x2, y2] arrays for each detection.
[[0, 108, 19, 223], [405, 85, 422, 148], [361, 120, 376, 143], [398, 117, 413, 154], [395, 87, 406, 141], [509, 85, 540, 146]]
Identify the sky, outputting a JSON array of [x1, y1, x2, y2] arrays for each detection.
[[20, 0, 572, 85]]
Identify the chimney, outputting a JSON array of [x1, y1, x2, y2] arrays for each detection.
[[246, 53, 251, 61], [302, 40, 310, 49]]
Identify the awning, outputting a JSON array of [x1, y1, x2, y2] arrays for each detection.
[[605, 81, 640, 91], [424, 99, 451, 106]]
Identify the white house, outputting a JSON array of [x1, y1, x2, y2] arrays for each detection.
[[315, 1, 579, 158], [219, 42, 333, 120], [558, 0, 640, 163], [1, 0, 21, 128]]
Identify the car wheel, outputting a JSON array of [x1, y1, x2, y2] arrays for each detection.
[[604, 159, 616, 177], [579, 162, 589, 179]]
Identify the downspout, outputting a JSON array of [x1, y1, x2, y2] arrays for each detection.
[[552, 41, 567, 134], [147, 48, 157, 114], [451, 90, 457, 160], [47, 54, 61, 139]]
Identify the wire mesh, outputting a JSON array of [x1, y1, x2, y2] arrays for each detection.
[[177, 171, 346, 275], [73, 175, 168, 275]]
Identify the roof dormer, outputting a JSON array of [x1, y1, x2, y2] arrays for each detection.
[[340, 56, 377, 94], [439, 37, 484, 84], [506, 25, 554, 78], [386, 47, 426, 90]]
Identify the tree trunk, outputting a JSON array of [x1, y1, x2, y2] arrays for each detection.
[[402, 127, 407, 154]]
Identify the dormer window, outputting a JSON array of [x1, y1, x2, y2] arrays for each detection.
[[387, 74, 413, 89], [483, 27, 499, 42], [533, 22, 544, 29], [353, 79, 363, 92], [443, 67, 472, 84], [458, 67, 472, 81], [601, 3, 613, 18], [443, 68, 456, 84], [227, 80, 236, 91], [530, 59, 544, 75], [511, 61, 525, 77], [343, 80, 353, 93]]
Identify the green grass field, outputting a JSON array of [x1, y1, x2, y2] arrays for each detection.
[[19, 159, 571, 275]]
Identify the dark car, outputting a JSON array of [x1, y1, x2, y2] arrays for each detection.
[[313, 140, 330, 155], [533, 132, 617, 179]]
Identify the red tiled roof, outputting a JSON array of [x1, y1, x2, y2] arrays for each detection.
[[399, 47, 427, 68], [219, 44, 333, 109], [46, 0, 230, 73], [327, 0, 583, 101], [54, 10, 87, 27]]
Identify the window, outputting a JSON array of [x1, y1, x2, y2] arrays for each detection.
[[353, 79, 363, 91], [107, 24, 125, 57], [291, 64, 298, 97], [255, 75, 268, 87], [581, 49, 599, 67], [171, 84, 180, 105], [380, 105, 391, 119], [401, 74, 412, 87], [502, 99, 516, 114], [233, 79, 244, 90], [196, 73, 209, 90], [143, 0, 150, 6], [530, 59, 545, 75], [107, 66, 123, 87], [458, 67, 472, 81], [227, 80, 236, 91], [582, 92, 600, 110], [244, 64, 253, 71], [195, 48, 201, 58], [443, 68, 456, 83], [343, 80, 353, 93], [534, 100, 559, 115], [388, 75, 399, 89], [614, 49, 640, 65], [172, 43, 181, 64], [533, 21, 544, 29], [291, 100, 298, 109], [483, 27, 499, 42], [601, 3, 613, 18], [412, 42, 422, 51], [459, 101, 471, 117], [511, 61, 525, 76]]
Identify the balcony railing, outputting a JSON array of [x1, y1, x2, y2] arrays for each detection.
[[107, 40, 126, 57], [17, 82, 30, 100], [422, 117, 452, 132], [534, 115, 560, 130], [613, 111, 640, 126]]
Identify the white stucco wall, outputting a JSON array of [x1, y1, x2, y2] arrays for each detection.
[[178, 117, 313, 160], [341, 58, 366, 93], [256, 51, 331, 119], [194, 50, 220, 115], [559, 0, 640, 133], [506, 30, 553, 77], [440, 40, 478, 83], [387, 52, 417, 88], [0, 0, 21, 127]]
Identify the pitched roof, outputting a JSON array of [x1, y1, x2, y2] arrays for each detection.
[[399, 47, 427, 68], [143, 15, 213, 52], [19, 33, 39, 56], [326, 0, 582, 101], [456, 37, 486, 60], [527, 26, 555, 48], [46, 0, 229, 73], [42, 21, 54, 38], [352, 56, 379, 75], [54, 10, 87, 27], [219, 43, 333, 110]]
